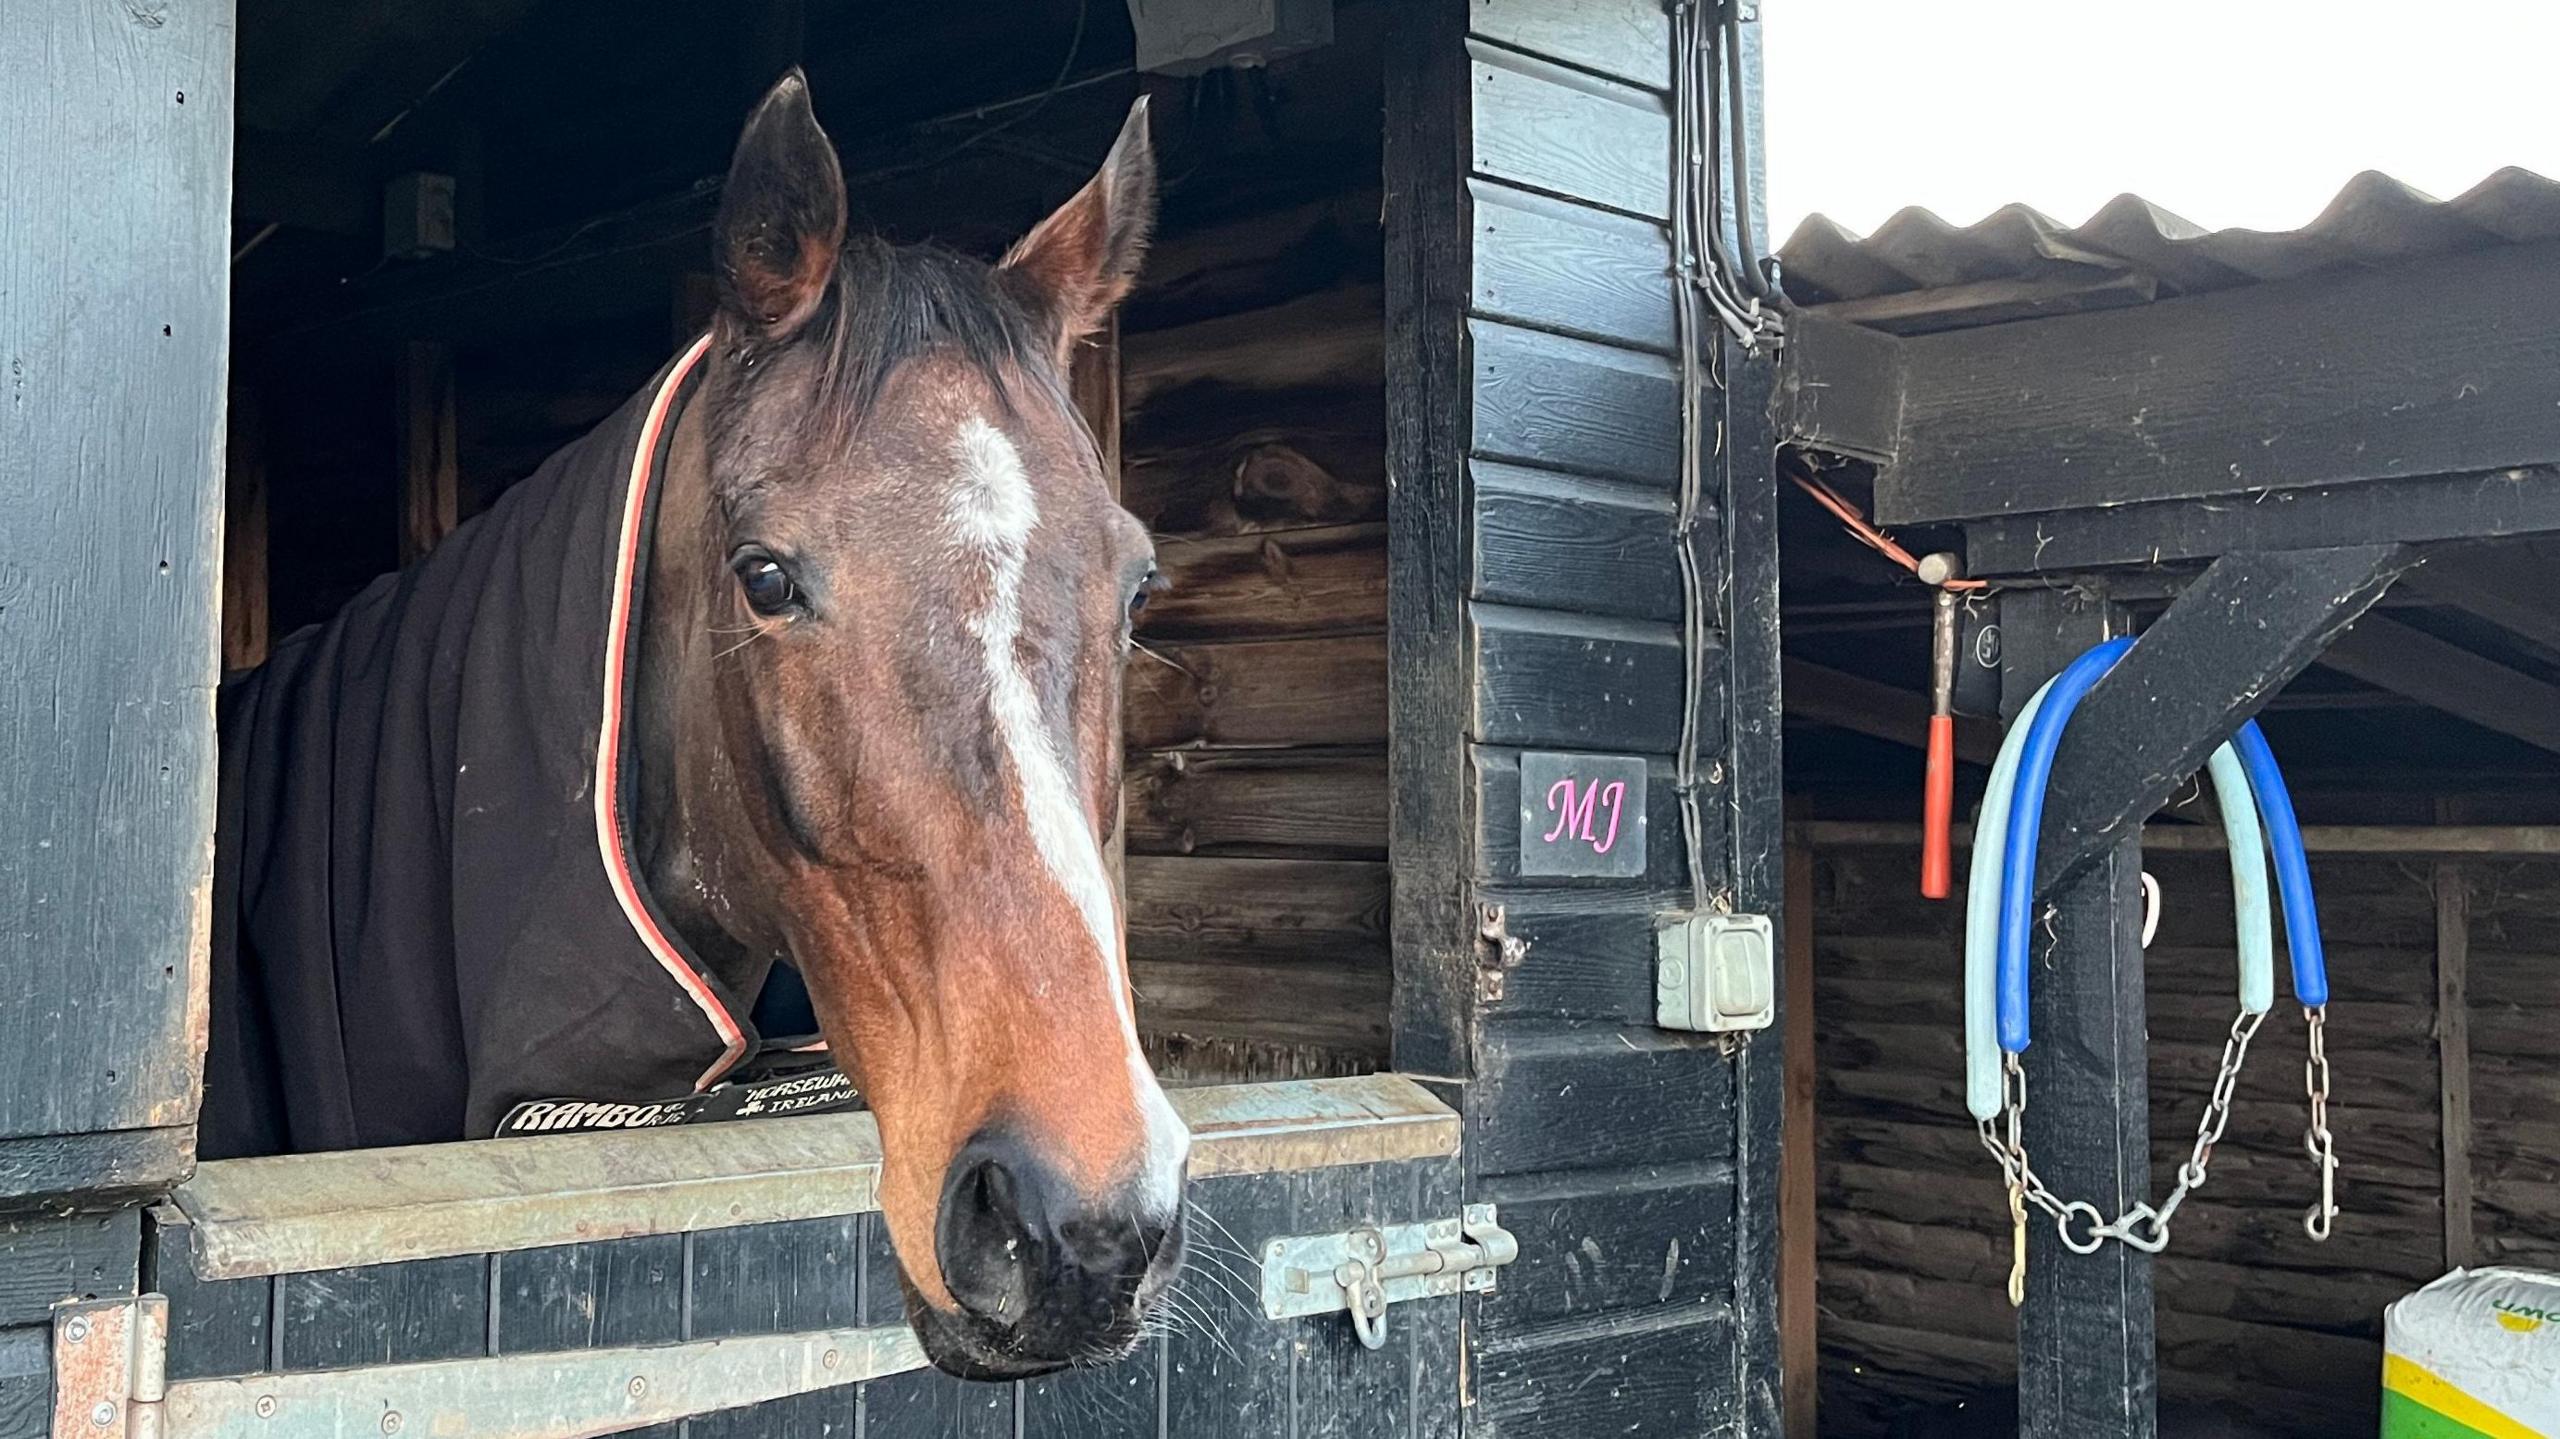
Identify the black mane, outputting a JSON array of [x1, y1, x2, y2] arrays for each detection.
[[802, 237, 1060, 427]]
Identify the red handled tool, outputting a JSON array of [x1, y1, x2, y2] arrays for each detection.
[[1921, 578, 1960, 899]]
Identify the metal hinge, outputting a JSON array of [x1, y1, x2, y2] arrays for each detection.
[[1260, 1205, 1517, 1350], [52, 1295, 168, 1439]]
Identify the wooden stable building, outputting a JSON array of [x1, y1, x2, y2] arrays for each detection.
[[1773, 176, 2560, 1435], [3, 0, 2557, 1435], [7, 1, 1785, 1435]]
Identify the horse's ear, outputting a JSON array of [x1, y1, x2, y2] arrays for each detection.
[[713, 70, 846, 342], [999, 97, 1156, 358]]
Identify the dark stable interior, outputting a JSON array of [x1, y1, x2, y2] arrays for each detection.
[[226, 2, 2560, 1434], [229, 0, 1395, 1089]]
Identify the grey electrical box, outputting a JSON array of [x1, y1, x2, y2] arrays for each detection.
[[1125, 0, 1332, 75], [384, 171, 457, 260], [1656, 913, 1775, 1033]]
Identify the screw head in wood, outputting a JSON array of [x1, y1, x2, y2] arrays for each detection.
[[822, 1349, 841, 1371], [255, 1396, 277, 1419], [64, 1317, 90, 1344], [381, 1411, 403, 1434], [91, 1401, 117, 1428], [628, 1376, 648, 1398]]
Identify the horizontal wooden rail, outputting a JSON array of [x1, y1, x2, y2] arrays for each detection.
[[170, 1074, 1456, 1280]]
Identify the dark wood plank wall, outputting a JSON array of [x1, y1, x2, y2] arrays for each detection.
[[1117, 157, 1394, 1083], [0, 0, 231, 1199], [1387, 3, 1778, 1433], [1804, 840, 2560, 1438], [148, 1157, 1461, 1439]]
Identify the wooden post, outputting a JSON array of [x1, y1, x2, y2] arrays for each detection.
[[0, 0, 229, 1201], [2433, 855, 2475, 1271], [1385, 3, 1780, 1432], [223, 380, 270, 671], [2001, 585, 2156, 1439], [397, 340, 460, 565], [1781, 841, 1819, 1439]]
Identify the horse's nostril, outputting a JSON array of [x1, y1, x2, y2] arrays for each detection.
[[933, 1127, 1178, 1337], [936, 1135, 1043, 1324]]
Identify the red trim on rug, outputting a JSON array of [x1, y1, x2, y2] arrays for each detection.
[[591, 334, 748, 1092]]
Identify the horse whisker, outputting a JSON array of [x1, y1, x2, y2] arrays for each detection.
[[1129, 639, 1194, 677], [1187, 1199, 1256, 1258], [711, 626, 778, 663]]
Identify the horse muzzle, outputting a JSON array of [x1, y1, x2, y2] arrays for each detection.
[[912, 1122, 1186, 1378]]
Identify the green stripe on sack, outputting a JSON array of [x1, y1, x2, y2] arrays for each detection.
[[2383, 1389, 2507, 1439]]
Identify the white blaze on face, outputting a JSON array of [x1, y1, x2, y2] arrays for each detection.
[[949, 417, 1190, 1204]]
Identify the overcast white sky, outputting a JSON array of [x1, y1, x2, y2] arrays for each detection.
[[1761, 0, 2560, 243]]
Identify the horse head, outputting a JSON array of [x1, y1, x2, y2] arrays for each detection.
[[645, 71, 1183, 1378]]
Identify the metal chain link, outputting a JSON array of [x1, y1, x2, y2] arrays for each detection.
[[2302, 1003, 2338, 1241], [1980, 1009, 2265, 1277]]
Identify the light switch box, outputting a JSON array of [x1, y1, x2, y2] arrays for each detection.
[[1656, 913, 1775, 1033]]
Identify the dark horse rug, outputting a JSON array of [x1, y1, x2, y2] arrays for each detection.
[[206, 337, 846, 1160]]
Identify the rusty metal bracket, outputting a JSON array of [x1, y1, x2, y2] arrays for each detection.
[[51, 1295, 167, 1439], [1475, 905, 1529, 1003]]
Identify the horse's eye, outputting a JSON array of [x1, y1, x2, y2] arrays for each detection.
[[736, 555, 800, 617], [1128, 568, 1159, 620]]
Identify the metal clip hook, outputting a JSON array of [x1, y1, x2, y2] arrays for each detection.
[[2304, 1148, 2338, 1241]]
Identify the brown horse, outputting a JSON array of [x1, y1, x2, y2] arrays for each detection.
[[206, 73, 1185, 1377]]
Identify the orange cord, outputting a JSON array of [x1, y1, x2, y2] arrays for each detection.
[[1788, 471, 1989, 591]]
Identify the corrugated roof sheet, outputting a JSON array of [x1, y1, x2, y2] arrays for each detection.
[[1776, 167, 2560, 334]]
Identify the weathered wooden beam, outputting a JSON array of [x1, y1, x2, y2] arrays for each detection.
[[1772, 310, 1902, 466], [1123, 634, 1384, 750], [2003, 587, 2155, 1439], [1780, 842, 1819, 1439], [1124, 748, 1385, 857], [1868, 239, 2560, 526], [1807, 269, 2158, 336], [3, 0, 225, 1178], [1783, 655, 1998, 766], [1122, 425, 1386, 539], [1142, 523, 1386, 640], [1123, 284, 1383, 409], [396, 340, 460, 565], [1962, 465, 2560, 577], [2033, 544, 2412, 894], [2321, 611, 2560, 757], [1379, 0, 1477, 1081], [2433, 858, 2475, 1272], [2400, 539, 2560, 664], [223, 381, 270, 672]]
